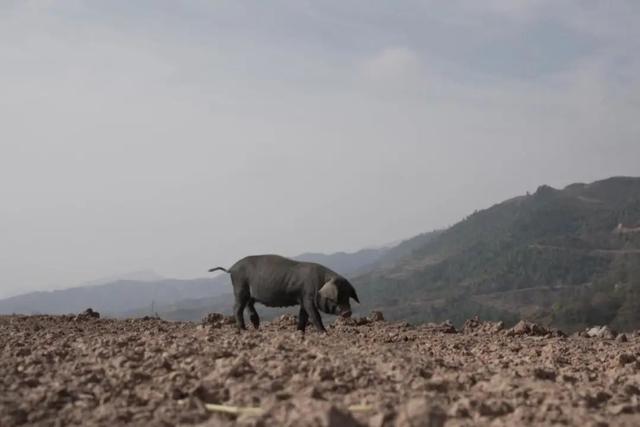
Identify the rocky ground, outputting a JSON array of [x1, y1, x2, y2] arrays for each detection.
[[1, 311, 640, 427]]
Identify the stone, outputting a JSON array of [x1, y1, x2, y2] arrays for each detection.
[[368, 311, 385, 322], [586, 326, 617, 339], [394, 398, 446, 427]]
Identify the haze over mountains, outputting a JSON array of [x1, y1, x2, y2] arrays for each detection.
[[0, 276, 229, 317], [2, 176, 639, 332]]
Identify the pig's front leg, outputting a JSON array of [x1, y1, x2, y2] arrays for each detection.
[[302, 297, 327, 333], [297, 305, 308, 332]]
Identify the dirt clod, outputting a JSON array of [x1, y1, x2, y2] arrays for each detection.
[[394, 398, 446, 427], [258, 398, 362, 427], [425, 321, 457, 334], [74, 308, 100, 321], [586, 326, 617, 339], [505, 320, 566, 338], [462, 316, 503, 334], [618, 353, 636, 366], [367, 311, 385, 322], [202, 312, 235, 328], [533, 367, 557, 381]]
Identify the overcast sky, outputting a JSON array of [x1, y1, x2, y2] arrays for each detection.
[[1, 1, 639, 298]]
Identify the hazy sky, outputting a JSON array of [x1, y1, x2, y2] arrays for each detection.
[[1, 1, 639, 298]]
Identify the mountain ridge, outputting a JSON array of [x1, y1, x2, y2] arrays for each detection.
[[354, 176, 640, 331]]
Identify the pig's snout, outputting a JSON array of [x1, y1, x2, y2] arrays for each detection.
[[339, 310, 352, 318]]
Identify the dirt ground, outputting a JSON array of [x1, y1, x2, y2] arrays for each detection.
[[1, 311, 640, 427]]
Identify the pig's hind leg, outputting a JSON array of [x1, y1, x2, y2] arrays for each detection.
[[247, 299, 260, 329], [232, 277, 250, 330]]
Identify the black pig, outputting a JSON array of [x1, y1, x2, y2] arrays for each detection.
[[209, 255, 360, 332]]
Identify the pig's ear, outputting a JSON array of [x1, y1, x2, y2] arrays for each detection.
[[350, 287, 360, 304], [319, 279, 338, 301]]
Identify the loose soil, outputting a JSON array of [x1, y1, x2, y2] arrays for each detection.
[[1, 312, 639, 426]]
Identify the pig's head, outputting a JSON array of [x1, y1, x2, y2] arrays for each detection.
[[317, 277, 360, 317]]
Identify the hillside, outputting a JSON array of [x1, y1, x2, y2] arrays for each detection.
[[355, 177, 640, 332]]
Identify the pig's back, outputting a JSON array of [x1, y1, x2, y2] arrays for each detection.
[[230, 255, 306, 307]]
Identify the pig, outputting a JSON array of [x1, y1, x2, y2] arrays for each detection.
[[209, 254, 360, 333]]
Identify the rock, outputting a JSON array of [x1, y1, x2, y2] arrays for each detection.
[[271, 314, 298, 329], [561, 374, 578, 384], [333, 317, 358, 328], [191, 378, 229, 403], [368, 412, 395, 427], [618, 353, 636, 366], [533, 367, 557, 381], [462, 316, 503, 334], [616, 333, 628, 343], [477, 400, 513, 417], [425, 321, 457, 334], [448, 398, 472, 418], [300, 385, 324, 400], [462, 316, 482, 332], [424, 377, 449, 392], [608, 403, 633, 415], [260, 398, 361, 427], [623, 384, 640, 396], [352, 317, 371, 326], [74, 308, 100, 321], [394, 398, 446, 427], [506, 320, 564, 337], [367, 311, 385, 322], [226, 357, 256, 378], [6, 408, 28, 425], [312, 366, 334, 382], [201, 313, 234, 328], [582, 391, 612, 408], [509, 320, 543, 336], [438, 321, 457, 333], [585, 326, 617, 339]]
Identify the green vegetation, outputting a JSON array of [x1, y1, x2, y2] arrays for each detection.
[[355, 177, 640, 332]]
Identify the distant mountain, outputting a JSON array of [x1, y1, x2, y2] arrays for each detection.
[[0, 276, 230, 316], [81, 270, 166, 287], [293, 247, 389, 277], [354, 176, 640, 332]]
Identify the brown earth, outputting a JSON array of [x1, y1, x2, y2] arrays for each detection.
[[1, 312, 640, 426]]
